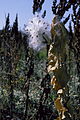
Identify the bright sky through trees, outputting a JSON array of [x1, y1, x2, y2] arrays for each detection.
[[0, 0, 53, 29]]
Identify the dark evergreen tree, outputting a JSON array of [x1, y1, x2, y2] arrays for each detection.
[[12, 14, 18, 43], [5, 13, 10, 32]]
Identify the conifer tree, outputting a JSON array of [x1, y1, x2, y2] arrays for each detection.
[[12, 14, 18, 43], [5, 13, 10, 32]]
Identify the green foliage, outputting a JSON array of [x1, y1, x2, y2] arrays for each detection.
[[0, 0, 80, 119], [36, 48, 47, 60]]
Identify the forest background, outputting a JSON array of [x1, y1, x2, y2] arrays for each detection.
[[0, 0, 80, 120]]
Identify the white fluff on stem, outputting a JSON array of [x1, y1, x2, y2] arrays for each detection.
[[24, 15, 51, 51]]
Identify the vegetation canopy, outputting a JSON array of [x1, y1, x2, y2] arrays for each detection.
[[0, 0, 80, 120]]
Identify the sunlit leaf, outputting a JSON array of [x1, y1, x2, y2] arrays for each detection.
[[56, 116, 61, 120], [55, 96, 67, 111], [57, 89, 63, 94]]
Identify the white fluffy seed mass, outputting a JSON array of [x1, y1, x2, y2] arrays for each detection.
[[24, 15, 51, 51]]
